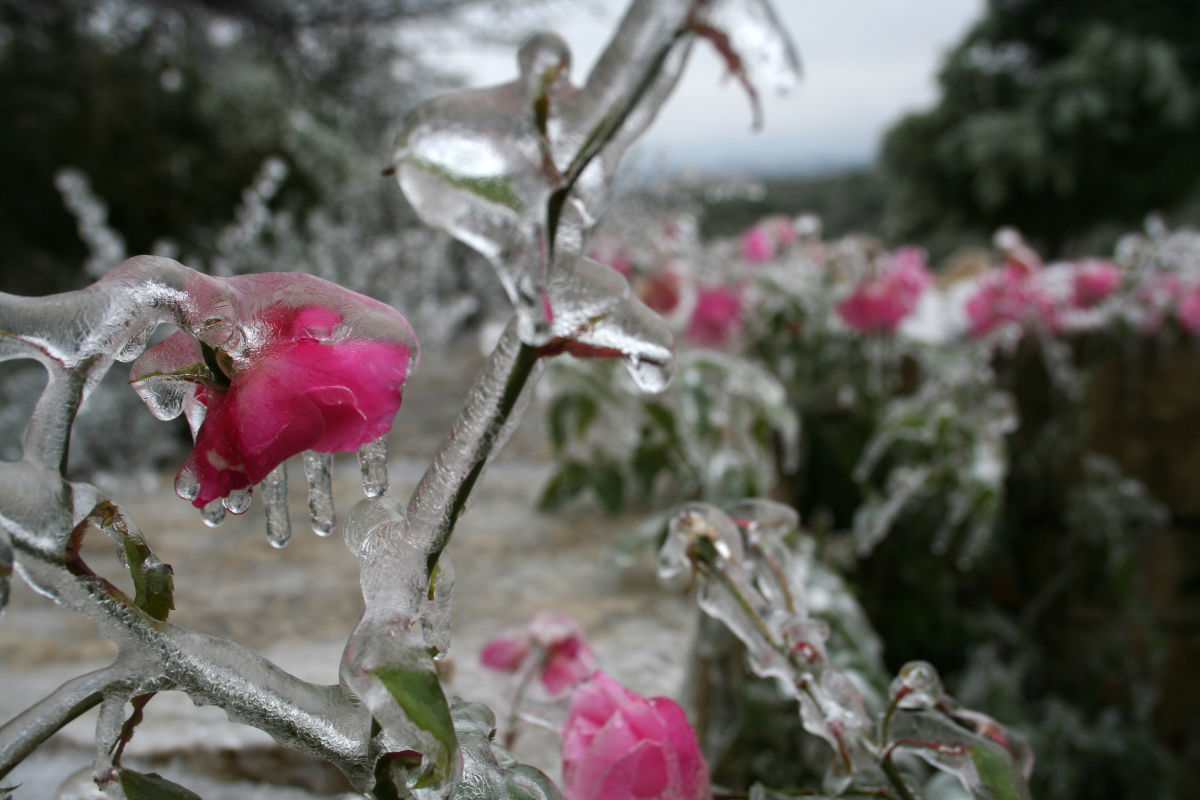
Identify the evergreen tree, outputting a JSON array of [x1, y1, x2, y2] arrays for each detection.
[[880, 0, 1200, 256]]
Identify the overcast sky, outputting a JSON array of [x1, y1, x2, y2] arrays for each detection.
[[438, 0, 984, 175]]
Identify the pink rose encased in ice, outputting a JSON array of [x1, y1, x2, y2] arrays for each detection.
[[130, 272, 417, 508], [561, 671, 711, 800]]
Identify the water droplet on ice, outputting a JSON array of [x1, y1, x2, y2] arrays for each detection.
[[627, 355, 673, 393], [223, 486, 253, 514], [175, 466, 200, 501], [201, 498, 226, 527]]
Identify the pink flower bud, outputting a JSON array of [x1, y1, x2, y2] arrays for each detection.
[[561, 671, 711, 800]]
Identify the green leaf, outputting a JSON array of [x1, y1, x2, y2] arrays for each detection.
[[91, 502, 174, 621], [574, 393, 597, 438], [589, 462, 624, 514], [643, 401, 676, 434], [406, 156, 521, 211], [538, 462, 589, 511], [631, 442, 668, 502], [970, 744, 1025, 800], [374, 665, 457, 788], [547, 394, 598, 452], [0, 785, 19, 799], [121, 536, 175, 622], [118, 769, 202, 800]]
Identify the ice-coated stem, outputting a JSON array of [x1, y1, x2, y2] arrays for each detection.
[[8, 542, 379, 790], [0, 664, 131, 779], [403, 318, 542, 577]]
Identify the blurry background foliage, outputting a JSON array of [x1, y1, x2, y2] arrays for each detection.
[[3, 1, 1200, 797], [0, 0, 556, 296]]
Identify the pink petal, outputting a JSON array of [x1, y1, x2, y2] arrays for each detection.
[[479, 635, 532, 673]]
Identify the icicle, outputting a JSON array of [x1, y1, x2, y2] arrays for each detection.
[[302, 450, 335, 536], [223, 486, 253, 514], [357, 435, 388, 497], [200, 498, 226, 527], [262, 463, 291, 548]]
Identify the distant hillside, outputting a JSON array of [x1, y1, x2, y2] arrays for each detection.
[[698, 168, 887, 242]]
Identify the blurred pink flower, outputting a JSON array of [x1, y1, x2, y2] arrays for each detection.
[[994, 227, 1043, 277], [130, 273, 417, 508], [1177, 283, 1200, 334], [741, 226, 776, 264], [480, 612, 597, 695], [686, 286, 742, 348], [1071, 260, 1121, 308], [589, 241, 633, 277], [638, 267, 683, 315], [762, 215, 798, 247], [1136, 273, 1183, 333], [561, 671, 711, 800], [836, 246, 932, 333], [964, 265, 1060, 338]]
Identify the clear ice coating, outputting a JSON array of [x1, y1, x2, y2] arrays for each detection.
[[302, 450, 336, 536], [0, 3, 806, 797], [263, 463, 291, 548], [850, 345, 1015, 563], [885, 661, 1034, 800], [540, 252, 676, 392], [660, 501, 876, 784], [390, 0, 800, 345], [451, 701, 565, 800]]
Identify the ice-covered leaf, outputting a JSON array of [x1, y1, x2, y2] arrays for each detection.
[[538, 253, 675, 392], [689, 0, 802, 129], [970, 744, 1025, 800], [886, 662, 1032, 800], [91, 501, 174, 621], [390, 0, 799, 344], [375, 663, 458, 790], [117, 768, 202, 800]]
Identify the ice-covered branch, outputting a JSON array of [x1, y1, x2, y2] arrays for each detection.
[[0, 664, 130, 779]]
